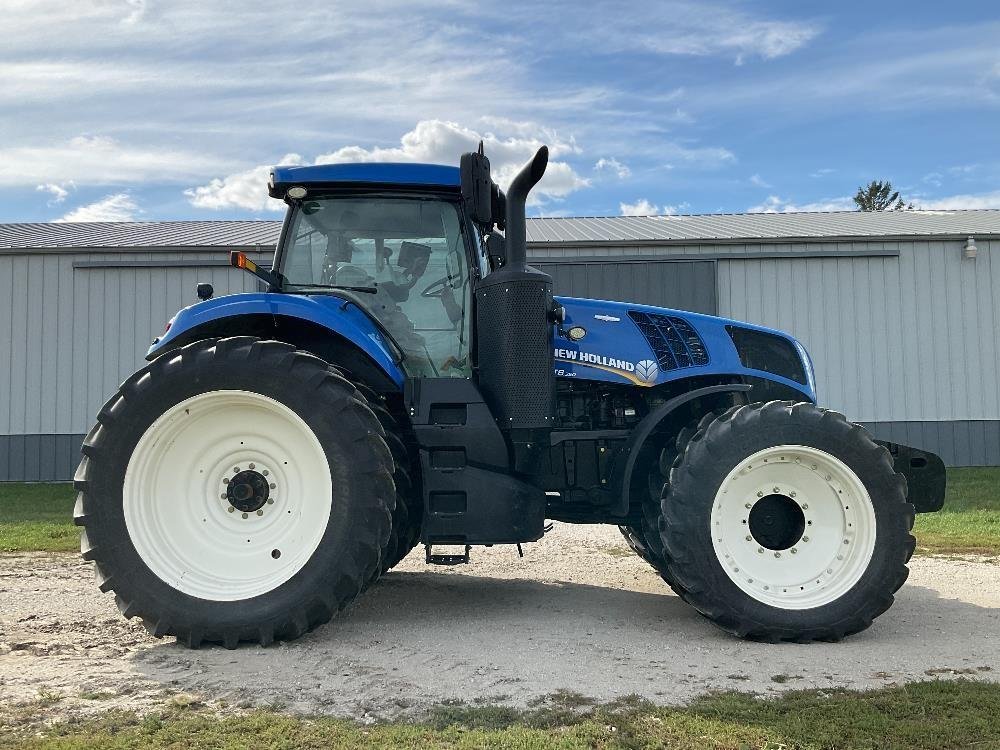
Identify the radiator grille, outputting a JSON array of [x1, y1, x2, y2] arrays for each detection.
[[627, 311, 709, 371]]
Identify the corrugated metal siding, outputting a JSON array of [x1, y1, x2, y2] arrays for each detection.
[[0, 248, 271, 438], [861, 422, 1000, 467], [536, 259, 717, 314], [717, 238, 999, 423], [0, 434, 84, 482]]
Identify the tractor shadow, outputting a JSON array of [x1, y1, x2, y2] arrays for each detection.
[[130, 568, 1000, 715]]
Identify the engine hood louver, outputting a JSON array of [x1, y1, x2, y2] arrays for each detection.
[[627, 310, 709, 371]]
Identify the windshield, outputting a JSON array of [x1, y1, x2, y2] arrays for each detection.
[[279, 196, 472, 378]]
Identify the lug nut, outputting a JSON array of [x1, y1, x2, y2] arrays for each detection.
[[262, 470, 269, 477], [228, 506, 235, 513], [257, 510, 264, 516], [801, 503, 809, 510], [222, 478, 230, 485], [774, 551, 781, 558], [802, 536, 809, 542], [242, 512, 248, 519], [757, 548, 764, 554], [790, 548, 798, 554], [773, 486, 780, 493], [756, 491, 763, 498], [234, 467, 240, 473], [220, 493, 227, 499], [745, 535, 752, 542], [249, 463, 255, 469], [269, 483, 276, 489], [790, 491, 797, 498], [267, 499, 274, 505]]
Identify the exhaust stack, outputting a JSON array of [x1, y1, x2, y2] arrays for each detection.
[[503, 145, 548, 268], [475, 147, 555, 473]]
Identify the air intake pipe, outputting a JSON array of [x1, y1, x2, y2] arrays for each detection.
[[475, 146, 555, 474]]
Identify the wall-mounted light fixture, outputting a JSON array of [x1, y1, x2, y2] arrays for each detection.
[[964, 236, 978, 260]]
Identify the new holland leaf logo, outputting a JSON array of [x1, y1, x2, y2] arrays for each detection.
[[635, 359, 658, 384]]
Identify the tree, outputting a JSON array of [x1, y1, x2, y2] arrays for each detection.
[[853, 180, 911, 211]]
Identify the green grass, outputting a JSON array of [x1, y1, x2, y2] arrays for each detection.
[[0, 483, 76, 553], [2, 467, 999, 555], [2, 681, 999, 749], [913, 467, 1000, 556]]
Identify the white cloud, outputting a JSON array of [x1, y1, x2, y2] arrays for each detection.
[[0, 135, 227, 187], [55, 193, 139, 222], [916, 191, 1000, 210], [619, 199, 683, 216], [567, 5, 820, 64], [315, 120, 589, 199], [810, 168, 836, 178], [189, 120, 591, 212], [595, 158, 631, 179], [36, 182, 72, 204], [749, 174, 771, 188], [748, 195, 855, 213], [185, 154, 303, 212]]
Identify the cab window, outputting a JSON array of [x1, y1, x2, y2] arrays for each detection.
[[280, 197, 472, 378]]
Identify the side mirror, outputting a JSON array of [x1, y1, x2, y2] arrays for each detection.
[[460, 147, 493, 227], [486, 233, 505, 272]]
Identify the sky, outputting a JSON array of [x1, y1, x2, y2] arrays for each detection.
[[1, 0, 999, 223]]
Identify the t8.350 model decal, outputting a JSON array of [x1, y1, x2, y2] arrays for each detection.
[[554, 347, 659, 386]]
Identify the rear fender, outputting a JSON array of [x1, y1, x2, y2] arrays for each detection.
[[147, 293, 405, 390]]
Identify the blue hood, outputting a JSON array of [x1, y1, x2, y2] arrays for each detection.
[[553, 296, 816, 401]]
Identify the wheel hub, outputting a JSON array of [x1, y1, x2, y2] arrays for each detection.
[[747, 493, 805, 551], [226, 469, 271, 513]]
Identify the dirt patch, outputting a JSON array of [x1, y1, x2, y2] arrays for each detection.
[[2, 523, 998, 722]]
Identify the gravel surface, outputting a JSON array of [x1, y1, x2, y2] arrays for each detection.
[[1, 523, 998, 721]]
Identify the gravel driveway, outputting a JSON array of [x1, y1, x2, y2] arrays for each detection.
[[1, 523, 998, 721]]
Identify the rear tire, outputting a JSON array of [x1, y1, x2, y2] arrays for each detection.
[[660, 401, 914, 642], [74, 337, 393, 648]]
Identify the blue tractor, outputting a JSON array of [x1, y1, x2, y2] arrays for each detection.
[[75, 146, 945, 648]]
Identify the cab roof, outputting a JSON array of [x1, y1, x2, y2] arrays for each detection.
[[268, 162, 460, 198]]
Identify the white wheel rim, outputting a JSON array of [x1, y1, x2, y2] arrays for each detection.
[[124, 390, 332, 601], [710, 445, 876, 610]]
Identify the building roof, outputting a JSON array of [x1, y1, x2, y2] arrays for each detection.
[[527, 209, 1000, 245], [0, 221, 281, 249], [269, 163, 460, 197], [2, 209, 999, 250]]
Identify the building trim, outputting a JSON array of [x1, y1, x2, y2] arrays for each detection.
[[531, 249, 900, 262]]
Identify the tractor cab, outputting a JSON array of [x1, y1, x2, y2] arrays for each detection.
[[275, 189, 476, 378]]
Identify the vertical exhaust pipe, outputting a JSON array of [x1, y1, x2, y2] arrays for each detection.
[[503, 146, 548, 269], [475, 146, 555, 474]]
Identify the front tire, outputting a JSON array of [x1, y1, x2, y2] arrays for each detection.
[[74, 337, 393, 648], [661, 401, 914, 642]]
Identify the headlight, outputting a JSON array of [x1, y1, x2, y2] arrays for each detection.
[[726, 326, 808, 385]]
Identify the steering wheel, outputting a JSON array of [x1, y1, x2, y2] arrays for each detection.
[[420, 276, 452, 298]]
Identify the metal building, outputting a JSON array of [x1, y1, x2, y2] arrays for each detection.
[[2, 210, 998, 480]]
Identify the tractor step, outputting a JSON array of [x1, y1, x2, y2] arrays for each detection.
[[425, 544, 471, 565]]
